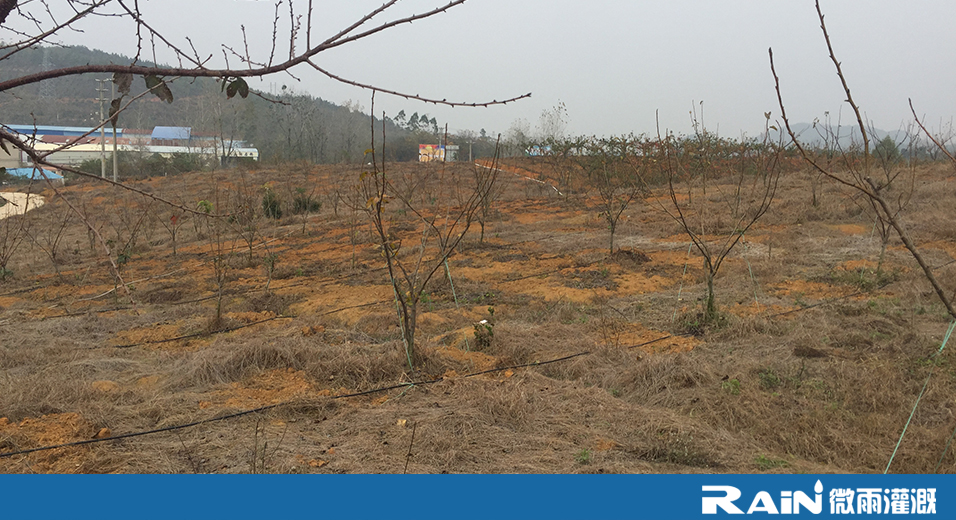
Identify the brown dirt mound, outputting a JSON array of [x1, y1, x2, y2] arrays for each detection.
[[435, 345, 500, 372], [211, 368, 331, 409], [0, 413, 99, 473]]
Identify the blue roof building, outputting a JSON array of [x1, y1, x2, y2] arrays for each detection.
[[5, 124, 122, 137], [4, 167, 64, 182], [151, 127, 191, 141]]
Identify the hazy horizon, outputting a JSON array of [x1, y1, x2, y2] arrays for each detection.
[[4, 1, 954, 139]]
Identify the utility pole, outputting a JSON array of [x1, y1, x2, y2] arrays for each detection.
[[94, 79, 109, 178], [111, 81, 118, 182]]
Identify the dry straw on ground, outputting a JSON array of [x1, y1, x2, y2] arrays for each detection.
[[1, 161, 955, 474]]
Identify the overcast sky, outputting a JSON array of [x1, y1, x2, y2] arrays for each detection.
[[7, 0, 955, 138]]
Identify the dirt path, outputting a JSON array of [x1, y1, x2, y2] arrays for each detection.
[[0, 192, 45, 219]]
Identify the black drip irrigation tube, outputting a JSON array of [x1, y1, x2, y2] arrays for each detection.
[[0, 248, 923, 461], [90, 299, 393, 350], [36, 266, 384, 321], [0, 351, 592, 459], [21, 236, 587, 321], [102, 315, 296, 350], [84, 300, 392, 350], [11, 230, 393, 321]]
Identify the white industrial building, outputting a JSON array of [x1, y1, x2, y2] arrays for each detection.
[[1, 124, 258, 171]]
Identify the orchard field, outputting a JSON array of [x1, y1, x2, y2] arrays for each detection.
[[1, 157, 955, 474]]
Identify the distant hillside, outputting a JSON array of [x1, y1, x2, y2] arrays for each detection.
[[0, 45, 442, 163], [0, 45, 206, 126], [768, 122, 914, 149]]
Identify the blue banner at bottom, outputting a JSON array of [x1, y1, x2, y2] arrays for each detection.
[[0, 474, 948, 519]]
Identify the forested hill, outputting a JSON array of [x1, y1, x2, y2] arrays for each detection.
[[1, 45, 205, 125], [1, 45, 450, 163]]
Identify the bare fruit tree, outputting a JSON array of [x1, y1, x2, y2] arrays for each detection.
[[656, 111, 782, 325], [362, 112, 500, 370], [578, 135, 647, 255], [770, 0, 956, 321], [0, 191, 32, 280], [801, 114, 916, 280], [0, 0, 528, 293]]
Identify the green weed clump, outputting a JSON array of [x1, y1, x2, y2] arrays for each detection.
[[721, 378, 741, 395], [575, 449, 592, 465], [754, 454, 789, 471], [292, 188, 321, 214], [832, 268, 898, 291], [262, 186, 282, 219], [758, 369, 781, 390], [473, 307, 495, 349]]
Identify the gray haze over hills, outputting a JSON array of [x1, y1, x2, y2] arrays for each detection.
[[770, 123, 914, 149], [2, 1, 954, 140]]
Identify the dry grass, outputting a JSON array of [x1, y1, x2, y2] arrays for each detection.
[[1, 161, 955, 474]]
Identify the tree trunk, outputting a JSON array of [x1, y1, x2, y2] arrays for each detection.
[[705, 270, 718, 324], [876, 232, 889, 278], [867, 180, 956, 320], [402, 302, 418, 370], [608, 220, 616, 256], [215, 288, 223, 330]]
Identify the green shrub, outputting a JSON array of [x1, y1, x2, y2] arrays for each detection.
[[721, 378, 741, 395], [291, 188, 321, 214], [262, 186, 282, 219], [473, 307, 495, 349], [758, 369, 781, 390]]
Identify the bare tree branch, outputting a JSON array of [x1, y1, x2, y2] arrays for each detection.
[[308, 61, 531, 108], [770, 0, 955, 321], [910, 98, 956, 165]]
